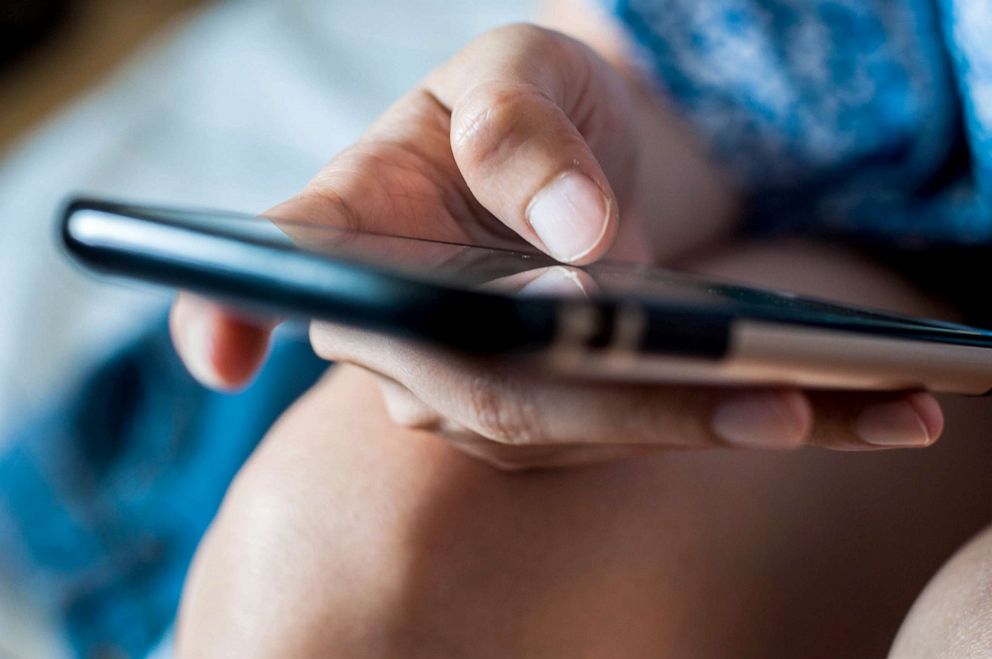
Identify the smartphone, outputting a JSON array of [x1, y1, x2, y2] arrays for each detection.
[[60, 196, 992, 394]]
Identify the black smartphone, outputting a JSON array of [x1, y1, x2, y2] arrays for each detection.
[[61, 197, 992, 394]]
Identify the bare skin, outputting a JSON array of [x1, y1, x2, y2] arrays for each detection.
[[171, 5, 992, 656], [177, 241, 992, 658], [892, 526, 992, 658]]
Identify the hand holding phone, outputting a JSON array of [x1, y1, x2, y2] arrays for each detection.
[[66, 197, 964, 466], [73, 26, 958, 467]]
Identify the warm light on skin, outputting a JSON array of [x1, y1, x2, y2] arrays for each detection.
[[178, 239, 987, 658]]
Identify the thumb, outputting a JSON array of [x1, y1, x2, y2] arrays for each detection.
[[427, 24, 633, 264]]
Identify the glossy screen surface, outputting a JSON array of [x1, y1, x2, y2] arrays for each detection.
[[131, 205, 992, 340]]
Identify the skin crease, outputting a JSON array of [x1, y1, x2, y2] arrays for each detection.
[[177, 240, 992, 658], [172, 1, 992, 655]]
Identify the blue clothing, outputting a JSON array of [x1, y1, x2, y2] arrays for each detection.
[[0, 319, 325, 656], [606, 0, 992, 244]]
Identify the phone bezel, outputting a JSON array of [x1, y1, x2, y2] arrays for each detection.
[[60, 197, 992, 365]]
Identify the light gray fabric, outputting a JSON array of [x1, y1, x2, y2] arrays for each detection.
[[0, 0, 532, 655]]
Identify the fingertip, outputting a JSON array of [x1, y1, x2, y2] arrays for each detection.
[[710, 388, 812, 450], [904, 391, 945, 445], [853, 393, 941, 448], [779, 388, 815, 441], [210, 313, 273, 390], [170, 297, 218, 390], [170, 295, 271, 391]]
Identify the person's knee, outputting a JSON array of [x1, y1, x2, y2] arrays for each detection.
[[890, 524, 992, 658], [175, 366, 672, 657], [175, 369, 464, 656]]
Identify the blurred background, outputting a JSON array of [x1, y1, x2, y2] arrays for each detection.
[[0, 0, 531, 655]]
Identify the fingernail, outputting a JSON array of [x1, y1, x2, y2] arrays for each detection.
[[527, 172, 610, 263], [519, 266, 589, 298], [711, 391, 809, 449], [854, 399, 934, 447], [180, 309, 224, 389]]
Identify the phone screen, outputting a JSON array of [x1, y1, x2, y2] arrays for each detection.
[[67, 200, 992, 347], [124, 205, 988, 340]]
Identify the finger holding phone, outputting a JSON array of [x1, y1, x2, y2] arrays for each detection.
[[167, 24, 943, 468]]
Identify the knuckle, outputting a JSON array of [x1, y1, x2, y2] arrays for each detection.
[[450, 82, 539, 169], [380, 387, 440, 430], [300, 175, 364, 233], [615, 388, 708, 446], [463, 370, 540, 445], [486, 23, 577, 79], [477, 22, 557, 54]]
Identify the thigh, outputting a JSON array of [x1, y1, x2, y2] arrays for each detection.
[[177, 240, 992, 658]]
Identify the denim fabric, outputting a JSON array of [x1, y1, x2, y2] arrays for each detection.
[[606, 0, 992, 244], [0, 319, 326, 656]]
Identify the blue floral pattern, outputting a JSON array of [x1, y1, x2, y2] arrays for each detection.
[[605, 0, 992, 245]]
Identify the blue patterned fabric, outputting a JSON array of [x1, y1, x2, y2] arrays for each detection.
[[0, 319, 325, 656], [606, 0, 992, 245]]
